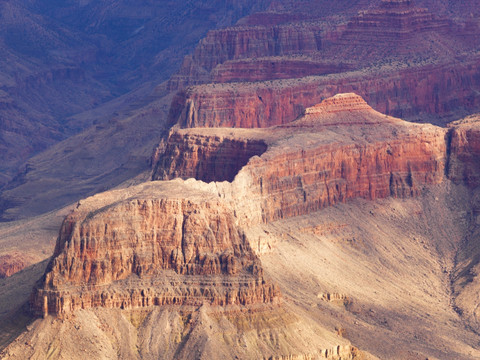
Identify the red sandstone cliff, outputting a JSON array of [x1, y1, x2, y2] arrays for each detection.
[[166, 0, 480, 126]]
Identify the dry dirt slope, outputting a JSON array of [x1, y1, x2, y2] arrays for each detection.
[[1, 181, 480, 359]]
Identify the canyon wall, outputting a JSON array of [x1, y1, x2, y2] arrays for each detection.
[[339, 0, 450, 45], [211, 58, 350, 84], [167, 23, 327, 90], [169, 58, 480, 129], [166, 0, 480, 127], [447, 116, 480, 188]]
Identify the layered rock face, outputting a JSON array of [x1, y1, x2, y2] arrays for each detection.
[[166, 0, 480, 126], [167, 23, 326, 90], [211, 57, 350, 83], [31, 182, 279, 317], [154, 94, 447, 222]]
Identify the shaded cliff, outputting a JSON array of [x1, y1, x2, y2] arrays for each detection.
[[447, 115, 480, 188]]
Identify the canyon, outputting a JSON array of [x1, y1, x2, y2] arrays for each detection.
[[2, 93, 479, 359], [2, 0, 480, 359]]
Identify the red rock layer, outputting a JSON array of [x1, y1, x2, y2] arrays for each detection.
[[152, 133, 267, 182], [447, 116, 480, 188], [212, 58, 350, 83], [154, 94, 447, 222], [247, 130, 446, 222], [170, 58, 480, 128], [31, 183, 279, 317]]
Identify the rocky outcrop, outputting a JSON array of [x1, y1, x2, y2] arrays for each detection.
[[31, 182, 279, 317], [0, 254, 27, 279], [169, 56, 480, 128], [447, 115, 480, 188], [154, 94, 447, 223], [266, 345, 363, 360]]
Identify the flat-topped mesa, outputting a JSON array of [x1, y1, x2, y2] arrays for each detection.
[[303, 93, 372, 115], [153, 94, 448, 223], [31, 182, 279, 317]]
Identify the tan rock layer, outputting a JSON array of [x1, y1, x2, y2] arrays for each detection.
[[32, 275, 279, 317], [266, 345, 362, 360]]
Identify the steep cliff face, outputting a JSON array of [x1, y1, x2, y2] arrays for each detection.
[[167, 0, 480, 126], [211, 57, 350, 83], [447, 115, 480, 188], [154, 94, 447, 223], [31, 182, 279, 317]]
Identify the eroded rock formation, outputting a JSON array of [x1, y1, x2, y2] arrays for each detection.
[[31, 182, 279, 317], [152, 133, 267, 182], [339, 0, 450, 45], [166, 0, 480, 127]]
